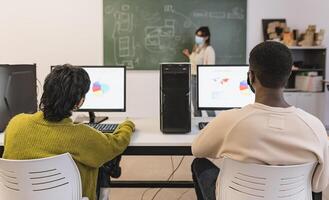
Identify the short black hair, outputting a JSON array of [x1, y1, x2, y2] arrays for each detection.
[[249, 41, 293, 88], [39, 64, 90, 122], [196, 26, 211, 45]]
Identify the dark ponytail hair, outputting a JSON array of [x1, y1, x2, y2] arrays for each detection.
[[196, 26, 211, 45], [39, 64, 90, 122]]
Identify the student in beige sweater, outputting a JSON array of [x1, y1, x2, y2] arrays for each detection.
[[191, 41, 329, 200]]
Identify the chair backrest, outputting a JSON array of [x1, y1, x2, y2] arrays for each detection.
[[218, 158, 317, 200], [0, 153, 83, 200]]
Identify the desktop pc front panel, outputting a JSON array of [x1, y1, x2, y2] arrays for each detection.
[[160, 63, 191, 133]]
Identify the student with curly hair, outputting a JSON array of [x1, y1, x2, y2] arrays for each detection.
[[3, 64, 134, 200]]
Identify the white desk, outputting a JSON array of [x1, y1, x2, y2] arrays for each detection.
[[127, 117, 200, 146], [0, 117, 212, 148], [1, 116, 328, 188], [0, 117, 211, 188], [2, 112, 328, 147]]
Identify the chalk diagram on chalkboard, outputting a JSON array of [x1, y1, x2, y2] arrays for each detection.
[[105, 4, 201, 69], [104, 0, 247, 70], [143, 4, 198, 53], [106, 4, 138, 68], [164, 5, 197, 29], [144, 19, 176, 52]]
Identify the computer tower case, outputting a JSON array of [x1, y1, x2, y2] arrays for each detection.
[[160, 63, 191, 133]]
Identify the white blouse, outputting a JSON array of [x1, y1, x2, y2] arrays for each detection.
[[189, 45, 216, 75]]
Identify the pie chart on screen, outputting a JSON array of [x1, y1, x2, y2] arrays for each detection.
[[92, 81, 110, 95]]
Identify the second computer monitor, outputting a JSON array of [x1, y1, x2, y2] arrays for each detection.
[[197, 65, 255, 110], [78, 66, 126, 112]]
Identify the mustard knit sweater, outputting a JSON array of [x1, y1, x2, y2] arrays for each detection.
[[3, 111, 134, 200]]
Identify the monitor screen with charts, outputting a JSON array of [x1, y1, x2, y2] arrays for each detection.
[[79, 66, 126, 111], [51, 65, 126, 112], [197, 65, 255, 110]]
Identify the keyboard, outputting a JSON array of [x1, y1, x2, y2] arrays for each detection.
[[86, 123, 119, 133], [198, 122, 209, 130]]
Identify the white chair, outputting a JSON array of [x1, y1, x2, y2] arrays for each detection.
[[0, 153, 89, 200], [218, 158, 317, 200]]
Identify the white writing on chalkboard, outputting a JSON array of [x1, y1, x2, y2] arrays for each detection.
[[103, 0, 246, 69], [193, 7, 244, 20]]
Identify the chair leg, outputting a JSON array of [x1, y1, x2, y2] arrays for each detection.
[[96, 168, 111, 200], [312, 192, 322, 200], [191, 158, 220, 200], [99, 188, 110, 200]]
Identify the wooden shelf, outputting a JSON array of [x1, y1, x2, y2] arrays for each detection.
[[288, 46, 326, 50], [287, 47, 326, 92], [292, 69, 324, 72], [283, 89, 324, 93]]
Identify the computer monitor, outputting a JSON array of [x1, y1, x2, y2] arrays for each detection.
[[51, 65, 126, 123], [0, 64, 38, 131], [78, 66, 126, 112], [197, 65, 255, 110]]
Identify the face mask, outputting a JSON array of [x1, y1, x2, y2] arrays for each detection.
[[195, 36, 205, 45], [247, 74, 255, 94]]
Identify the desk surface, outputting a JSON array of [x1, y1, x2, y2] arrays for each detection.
[[0, 117, 212, 147]]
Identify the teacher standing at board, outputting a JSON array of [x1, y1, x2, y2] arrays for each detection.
[[183, 26, 216, 117]]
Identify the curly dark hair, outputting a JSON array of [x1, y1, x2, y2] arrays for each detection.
[[39, 64, 90, 122], [249, 41, 293, 88]]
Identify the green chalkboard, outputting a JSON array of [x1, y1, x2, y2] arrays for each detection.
[[104, 0, 246, 70]]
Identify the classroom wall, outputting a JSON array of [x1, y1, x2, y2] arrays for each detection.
[[247, 0, 329, 124], [247, 0, 329, 54], [1, 0, 329, 120]]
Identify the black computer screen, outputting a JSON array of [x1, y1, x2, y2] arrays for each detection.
[[0, 64, 37, 131]]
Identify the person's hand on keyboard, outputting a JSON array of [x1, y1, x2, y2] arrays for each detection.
[[86, 123, 119, 133]]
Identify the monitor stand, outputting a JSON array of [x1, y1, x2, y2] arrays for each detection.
[[88, 112, 108, 124]]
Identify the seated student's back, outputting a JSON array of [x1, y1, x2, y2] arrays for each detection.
[[193, 102, 328, 190], [3, 65, 135, 200], [192, 42, 329, 199]]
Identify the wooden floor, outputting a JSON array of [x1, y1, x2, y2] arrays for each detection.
[[110, 156, 197, 200]]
